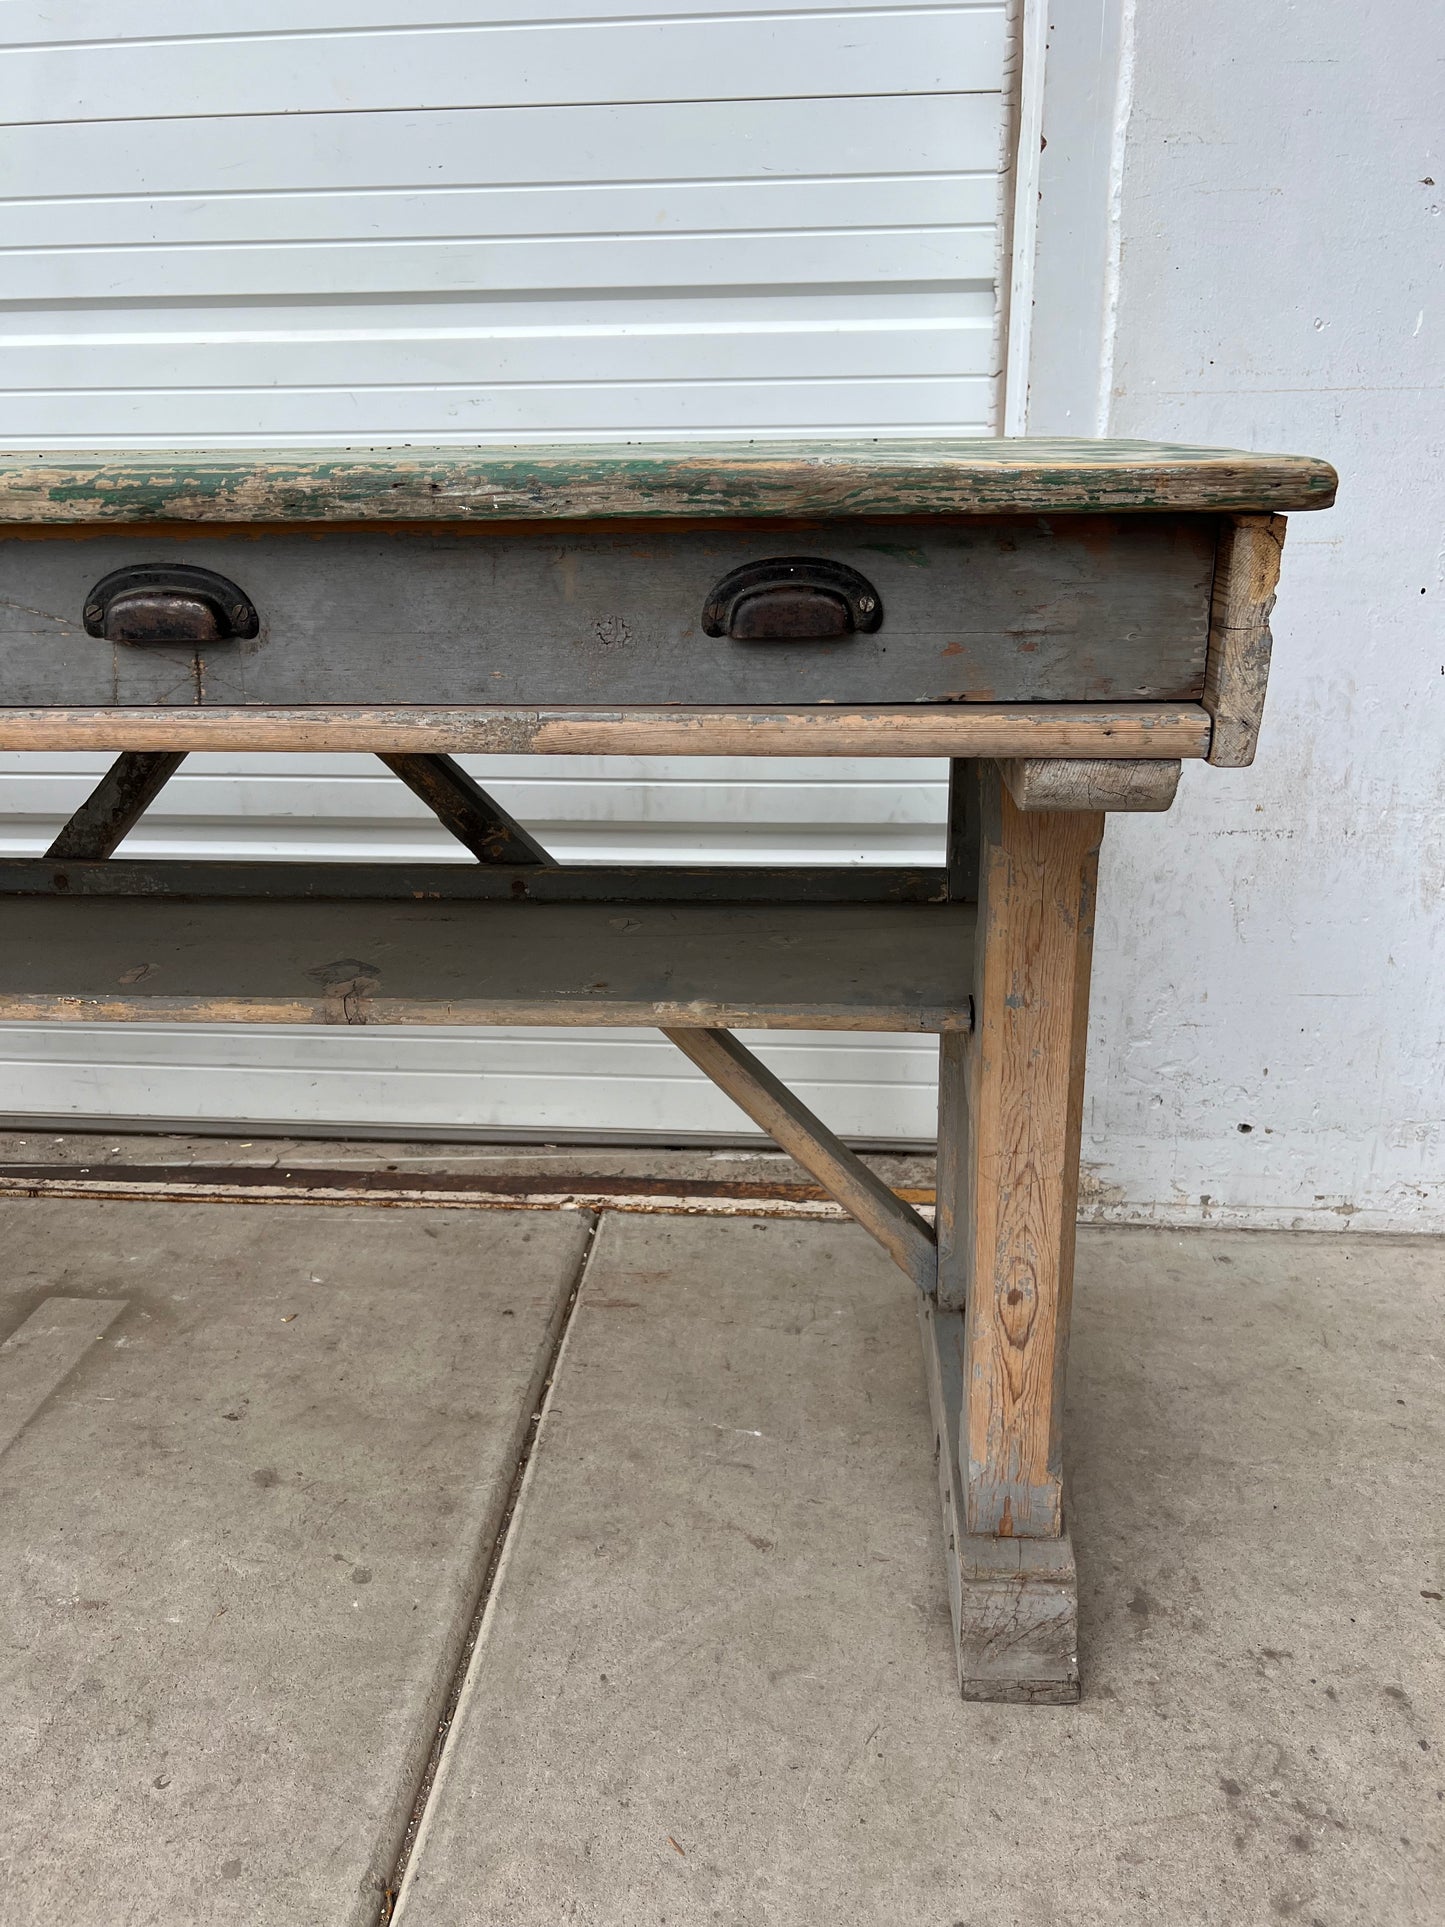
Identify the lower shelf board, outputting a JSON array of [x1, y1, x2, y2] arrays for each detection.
[[0, 896, 975, 1032]]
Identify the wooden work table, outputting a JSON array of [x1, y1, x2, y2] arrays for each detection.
[[0, 438, 1336, 1701]]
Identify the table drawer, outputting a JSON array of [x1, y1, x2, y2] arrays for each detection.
[[0, 515, 1217, 709]]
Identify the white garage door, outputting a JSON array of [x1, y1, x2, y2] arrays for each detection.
[[0, 0, 1012, 1142]]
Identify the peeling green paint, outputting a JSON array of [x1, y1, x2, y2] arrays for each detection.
[[0, 440, 1338, 526]]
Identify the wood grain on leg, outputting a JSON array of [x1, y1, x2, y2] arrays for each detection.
[[924, 762, 1094, 1696], [961, 767, 1101, 1539]]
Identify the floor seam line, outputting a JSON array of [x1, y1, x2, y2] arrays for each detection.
[[375, 1206, 604, 1925]]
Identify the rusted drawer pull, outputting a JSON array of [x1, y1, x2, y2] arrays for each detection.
[[83, 564, 259, 644], [701, 557, 883, 642]]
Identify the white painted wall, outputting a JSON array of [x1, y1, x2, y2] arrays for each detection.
[[1028, 0, 1444, 1230]]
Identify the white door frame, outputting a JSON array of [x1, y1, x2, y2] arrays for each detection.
[[1003, 0, 1136, 437]]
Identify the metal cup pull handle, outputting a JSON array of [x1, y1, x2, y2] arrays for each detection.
[[701, 557, 883, 642], [83, 564, 260, 644]]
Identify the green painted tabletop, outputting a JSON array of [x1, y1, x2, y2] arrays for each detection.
[[0, 439, 1336, 524]]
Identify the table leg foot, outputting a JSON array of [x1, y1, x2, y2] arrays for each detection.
[[918, 1296, 1080, 1704]]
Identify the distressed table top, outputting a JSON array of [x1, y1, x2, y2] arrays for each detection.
[[0, 439, 1337, 524]]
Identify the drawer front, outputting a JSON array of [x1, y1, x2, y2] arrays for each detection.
[[0, 516, 1215, 708]]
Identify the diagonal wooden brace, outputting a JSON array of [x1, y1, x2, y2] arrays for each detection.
[[378, 753, 555, 865], [45, 751, 188, 860], [661, 1024, 937, 1294]]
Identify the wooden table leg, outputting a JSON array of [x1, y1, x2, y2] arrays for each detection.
[[924, 761, 1102, 1701]]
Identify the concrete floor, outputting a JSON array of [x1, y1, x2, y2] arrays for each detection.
[[1, 1180, 1440, 1926]]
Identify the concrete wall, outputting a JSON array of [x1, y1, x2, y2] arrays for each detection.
[[1033, 0, 1443, 1230]]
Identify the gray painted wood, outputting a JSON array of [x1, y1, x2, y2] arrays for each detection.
[[934, 1030, 971, 1313], [916, 1294, 1080, 1702], [944, 757, 979, 902], [0, 898, 976, 1033], [0, 858, 950, 905], [937, 764, 979, 1308], [0, 517, 1216, 707], [44, 751, 187, 859], [662, 1025, 937, 1293]]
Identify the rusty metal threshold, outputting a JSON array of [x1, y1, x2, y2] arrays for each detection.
[[0, 1162, 937, 1222]]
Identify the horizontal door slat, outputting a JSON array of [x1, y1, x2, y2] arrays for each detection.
[[0, 320, 992, 393], [9, 13, 1006, 124], [7, 0, 1004, 43], [1, 178, 998, 252], [0, 229, 996, 304], [0, 379, 994, 441], [0, 1025, 943, 1145], [0, 95, 1001, 201]]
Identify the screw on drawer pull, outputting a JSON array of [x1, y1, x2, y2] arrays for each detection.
[[83, 564, 260, 644], [701, 558, 882, 642]]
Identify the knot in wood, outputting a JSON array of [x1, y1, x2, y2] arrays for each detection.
[[998, 1263, 1039, 1348]]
